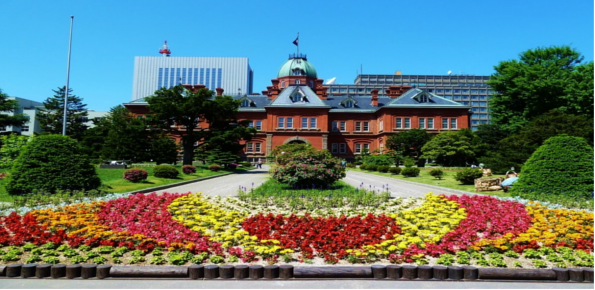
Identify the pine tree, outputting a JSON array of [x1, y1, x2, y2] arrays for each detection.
[[0, 88, 29, 129], [37, 86, 88, 140]]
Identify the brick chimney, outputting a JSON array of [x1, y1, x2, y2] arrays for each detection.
[[215, 87, 224, 96], [371, 89, 379, 106], [386, 85, 412, 98], [182, 84, 206, 93]]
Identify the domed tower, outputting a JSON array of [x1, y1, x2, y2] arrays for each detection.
[[264, 53, 328, 101]]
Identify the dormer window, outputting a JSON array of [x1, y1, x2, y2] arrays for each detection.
[[420, 94, 428, 103], [292, 68, 304, 76], [344, 100, 354, 108], [295, 79, 301, 84], [241, 99, 250, 107], [290, 89, 308, 103], [341, 98, 357, 108]]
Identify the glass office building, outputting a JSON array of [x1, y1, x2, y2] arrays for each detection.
[[132, 57, 253, 101], [328, 74, 493, 131]]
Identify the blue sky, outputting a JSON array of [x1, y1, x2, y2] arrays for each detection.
[[1, 0, 593, 112]]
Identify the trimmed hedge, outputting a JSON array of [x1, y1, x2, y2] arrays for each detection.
[[123, 168, 148, 183], [366, 164, 378, 171], [510, 135, 594, 200], [401, 167, 420, 177], [389, 167, 402, 175], [346, 163, 356, 168], [454, 168, 483, 184], [153, 165, 179, 178], [182, 165, 197, 174], [209, 164, 221, 172], [271, 150, 345, 186], [430, 168, 444, 180], [377, 165, 390, 173], [5, 135, 101, 195]]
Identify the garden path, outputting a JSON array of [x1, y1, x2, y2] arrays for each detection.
[[344, 170, 478, 198], [153, 165, 271, 197]]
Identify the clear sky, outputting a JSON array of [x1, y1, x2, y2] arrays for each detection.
[[1, 0, 593, 112]]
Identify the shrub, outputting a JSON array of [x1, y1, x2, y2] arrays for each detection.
[[429, 168, 444, 180], [510, 135, 594, 201], [454, 168, 483, 184], [401, 167, 420, 177], [403, 157, 415, 168], [359, 164, 368, 170], [241, 162, 252, 168], [377, 165, 390, 173], [346, 163, 356, 168], [271, 150, 345, 186], [182, 165, 197, 174], [5, 135, 101, 195], [123, 168, 148, 183], [153, 165, 179, 178], [389, 167, 401, 175], [208, 164, 221, 172], [367, 164, 378, 171], [362, 154, 395, 166]]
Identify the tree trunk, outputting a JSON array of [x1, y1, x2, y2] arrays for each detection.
[[183, 140, 194, 165]]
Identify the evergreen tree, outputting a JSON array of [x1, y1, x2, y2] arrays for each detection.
[[0, 88, 29, 129], [150, 133, 179, 165], [101, 105, 151, 163], [37, 87, 88, 140]]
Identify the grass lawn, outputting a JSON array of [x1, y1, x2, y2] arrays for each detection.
[[0, 165, 241, 203], [349, 167, 511, 198]]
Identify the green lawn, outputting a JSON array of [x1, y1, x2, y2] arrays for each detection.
[[349, 167, 511, 198], [0, 165, 240, 203]]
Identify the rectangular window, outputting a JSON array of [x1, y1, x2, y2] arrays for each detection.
[[211, 68, 217, 91], [310, 118, 316, 128], [194, 68, 198, 84], [278, 117, 284, 128], [21, 126, 29, 132], [355, 121, 361, 131], [200, 68, 205, 85], [332, 143, 338, 153], [247, 143, 253, 153], [355, 144, 361, 154], [248, 121, 254, 128], [302, 118, 308, 128], [339, 143, 346, 153], [217, 68, 222, 88], [363, 144, 369, 152], [205, 68, 210, 88], [332, 121, 338, 131], [287, 117, 293, 128], [427, 118, 434, 129], [379, 120, 383, 131], [419, 118, 425, 129], [450, 118, 457, 129], [404, 118, 411, 129], [363, 121, 369, 131], [442, 118, 449, 129], [340, 121, 346, 131], [396, 118, 402, 129], [256, 120, 262, 130], [255, 143, 261, 152], [158, 68, 164, 89], [182, 68, 187, 84]]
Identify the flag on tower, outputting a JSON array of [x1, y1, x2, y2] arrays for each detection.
[[293, 35, 299, 46]]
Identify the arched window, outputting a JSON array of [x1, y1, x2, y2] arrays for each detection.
[[291, 93, 301, 102], [295, 79, 301, 84]]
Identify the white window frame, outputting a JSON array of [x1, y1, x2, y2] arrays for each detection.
[[355, 144, 361, 154], [404, 118, 411, 129], [310, 118, 317, 128], [278, 117, 285, 128], [379, 120, 383, 131], [396, 118, 402, 129], [247, 143, 254, 153], [287, 117, 293, 128], [355, 121, 361, 131], [450, 118, 457, 129], [255, 120, 262, 130], [442, 118, 449, 129], [363, 121, 369, 132], [363, 144, 370, 152], [302, 117, 308, 128], [255, 143, 261, 153], [427, 118, 434, 129], [419, 118, 425, 129], [340, 121, 346, 131], [332, 121, 339, 131], [339, 143, 347, 154]]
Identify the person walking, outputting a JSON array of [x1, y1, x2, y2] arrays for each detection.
[[257, 158, 263, 169]]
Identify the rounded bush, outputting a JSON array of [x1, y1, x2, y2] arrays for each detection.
[[5, 135, 101, 195], [271, 150, 345, 187], [182, 165, 197, 174], [359, 164, 368, 170], [241, 162, 252, 168], [367, 164, 378, 171], [153, 165, 179, 178], [401, 167, 420, 177], [377, 165, 390, 173], [123, 168, 148, 183], [454, 168, 483, 184], [430, 168, 444, 180], [510, 135, 594, 200], [209, 164, 221, 172], [346, 163, 356, 168], [389, 167, 402, 175], [403, 157, 415, 168]]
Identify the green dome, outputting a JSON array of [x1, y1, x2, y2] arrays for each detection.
[[277, 54, 317, 78]]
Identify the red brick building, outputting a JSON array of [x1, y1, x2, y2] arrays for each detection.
[[125, 54, 471, 162]]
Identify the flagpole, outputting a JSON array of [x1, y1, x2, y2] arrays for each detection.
[[63, 15, 74, 136], [296, 32, 299, 56]]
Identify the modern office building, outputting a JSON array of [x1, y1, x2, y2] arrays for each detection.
[[0, 97, 44, 135], [132, 42, 254, 101], [328, 74, 493, 130]]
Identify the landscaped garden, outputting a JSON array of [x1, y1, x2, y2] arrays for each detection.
[[0, 145, 593, 269]]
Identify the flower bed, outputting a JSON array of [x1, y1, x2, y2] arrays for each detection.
[[0, 191, 593, 268]]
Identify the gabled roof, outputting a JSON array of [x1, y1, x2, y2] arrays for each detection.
[[385, 88, 469, 108], [266, 85, 329, 107]]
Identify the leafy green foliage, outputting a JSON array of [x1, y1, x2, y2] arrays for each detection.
[[208, 164, 221, 171], [510, 135, 594, 202], [270, 143, 315, 162], [377, 165, 389, 173], [360, 154, 395, 166], [386, 129, 431, 158], [207, 148, 239, 169], [99, 105, 151, 163], [151, 133, 178, 165], [421, 129, 480, 167], [153, 165, 179, 179], [429, 168, 444, 180], [37, 87, 88, 140], [5, 135, 101, 195], [271, 150, 345, 186], [454, 168, 483, 185], [0, 88, 29, 129], [401, 167, 420, 177], [402, 157, 415, 168], [488, 46, 593, 133], [0, 134, 32, 169], [436, 254, 455, 266], [388, 167, 401, 175]]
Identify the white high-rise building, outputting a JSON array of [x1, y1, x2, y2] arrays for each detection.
[[132, 56, 254, 101]]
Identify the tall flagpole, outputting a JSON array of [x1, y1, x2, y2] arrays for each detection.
[[297, 32, 299, 56], [63, 15, 74, 136]]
